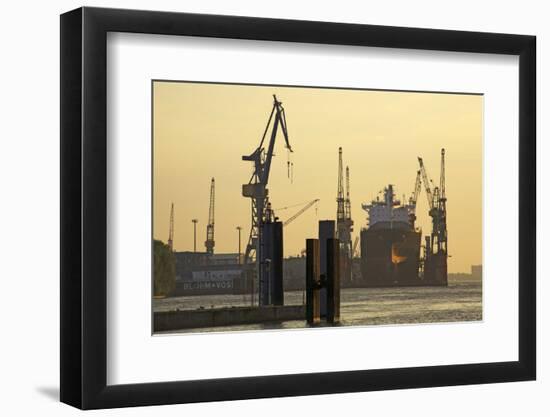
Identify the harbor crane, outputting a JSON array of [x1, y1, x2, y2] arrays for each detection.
[[336, 148, 353, 283], [168, 202, 174, 251], [205, 178, 215, 255], [336, 148, 346, 232], [345, 166, 353, 230], [417, 149, 447, 256], [242, 95, 292, 266], [438, 149, 448, 254]]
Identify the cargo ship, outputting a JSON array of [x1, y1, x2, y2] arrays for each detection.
[[360, 184, 423, 287]]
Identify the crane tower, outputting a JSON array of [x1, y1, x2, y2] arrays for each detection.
[[168, 202, 174, 251], [417, 148, 447, 285], [242, 95, 292, 306], [336, 148, 345, 228], [336, 148, 353, 284], [242, 95, 292, 265], [205, 178, 215, 255]]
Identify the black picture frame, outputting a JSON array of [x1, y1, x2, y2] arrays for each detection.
[[60, 6, 536, 410]]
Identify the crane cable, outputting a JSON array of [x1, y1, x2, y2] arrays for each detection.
[[273, 199, 316, 211]]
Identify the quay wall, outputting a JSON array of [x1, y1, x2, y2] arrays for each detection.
[[154, 305, 305, 331]]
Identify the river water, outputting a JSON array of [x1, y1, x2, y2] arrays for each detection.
[[154, 277, 482, 334]]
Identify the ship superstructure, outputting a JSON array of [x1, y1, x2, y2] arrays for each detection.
[[362, 184, 416, 231]]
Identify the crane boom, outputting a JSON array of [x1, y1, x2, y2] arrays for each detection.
[[283, 199, 319, 227], [410, 170, 422, 208], [418, 157, 435, 210], [407, 170, 422, 227]]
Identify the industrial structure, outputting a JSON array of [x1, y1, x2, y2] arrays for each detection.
[[236, 226, 242, 264], [160, 91, 450, 300], [168, 202, 174, 252], [360, 184, 422, 286], [336, 148, 353, 285], [242, 95, 292, 306], [191, 219, 198, 252], [204, 178, 215, 255], [418, 148, 448, 285], [360, 148, 448, 287], [169, 96, 319, 300]]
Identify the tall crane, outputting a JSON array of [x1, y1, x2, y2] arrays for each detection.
[[344, 165, 354, 258], [417, 149, 447, 255], [168, 202, 174, 251], [336, 147, 345, 229], [205, 178, 215, 255], [437, 149, 447, 254], [283, 199, 319, 227], [242, 95, 292, 266], [345, 166, 352, 226], [336, 148, 353, 283]]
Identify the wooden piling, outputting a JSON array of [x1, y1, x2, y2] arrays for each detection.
[[326, 238, 341, 324], [306, 239, 320, 324]]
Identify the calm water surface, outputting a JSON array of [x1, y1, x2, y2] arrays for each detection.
[[154, 277, 482, 334]]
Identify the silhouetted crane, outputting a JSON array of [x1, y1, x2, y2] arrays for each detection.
[[417, 149, 447, 255], [336, 148, 353, 283], [168, 202, 174, 251], [242, 95, 292, 266], [205, 178, 215, 255]]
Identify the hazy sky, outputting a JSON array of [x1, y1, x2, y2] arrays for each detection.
[[153, 81, 482, 273]]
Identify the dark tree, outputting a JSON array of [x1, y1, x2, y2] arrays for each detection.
[[153, 240, 176, 297]]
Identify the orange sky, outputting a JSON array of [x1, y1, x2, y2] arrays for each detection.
[[153, 81, 482, 273]]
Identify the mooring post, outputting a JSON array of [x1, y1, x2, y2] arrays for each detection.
[[306, 239, 320, 324], [326, 238, 341, 324], [318, 220, 335, 317]]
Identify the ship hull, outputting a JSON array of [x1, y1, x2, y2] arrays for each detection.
[[360, 228, 423, 287]]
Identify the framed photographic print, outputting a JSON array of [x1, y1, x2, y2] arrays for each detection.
[[60, 6, 536, 409]]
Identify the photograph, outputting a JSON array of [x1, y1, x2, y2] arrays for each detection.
[[152, 80, 483, 334], [54, 4, 538, 412]]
